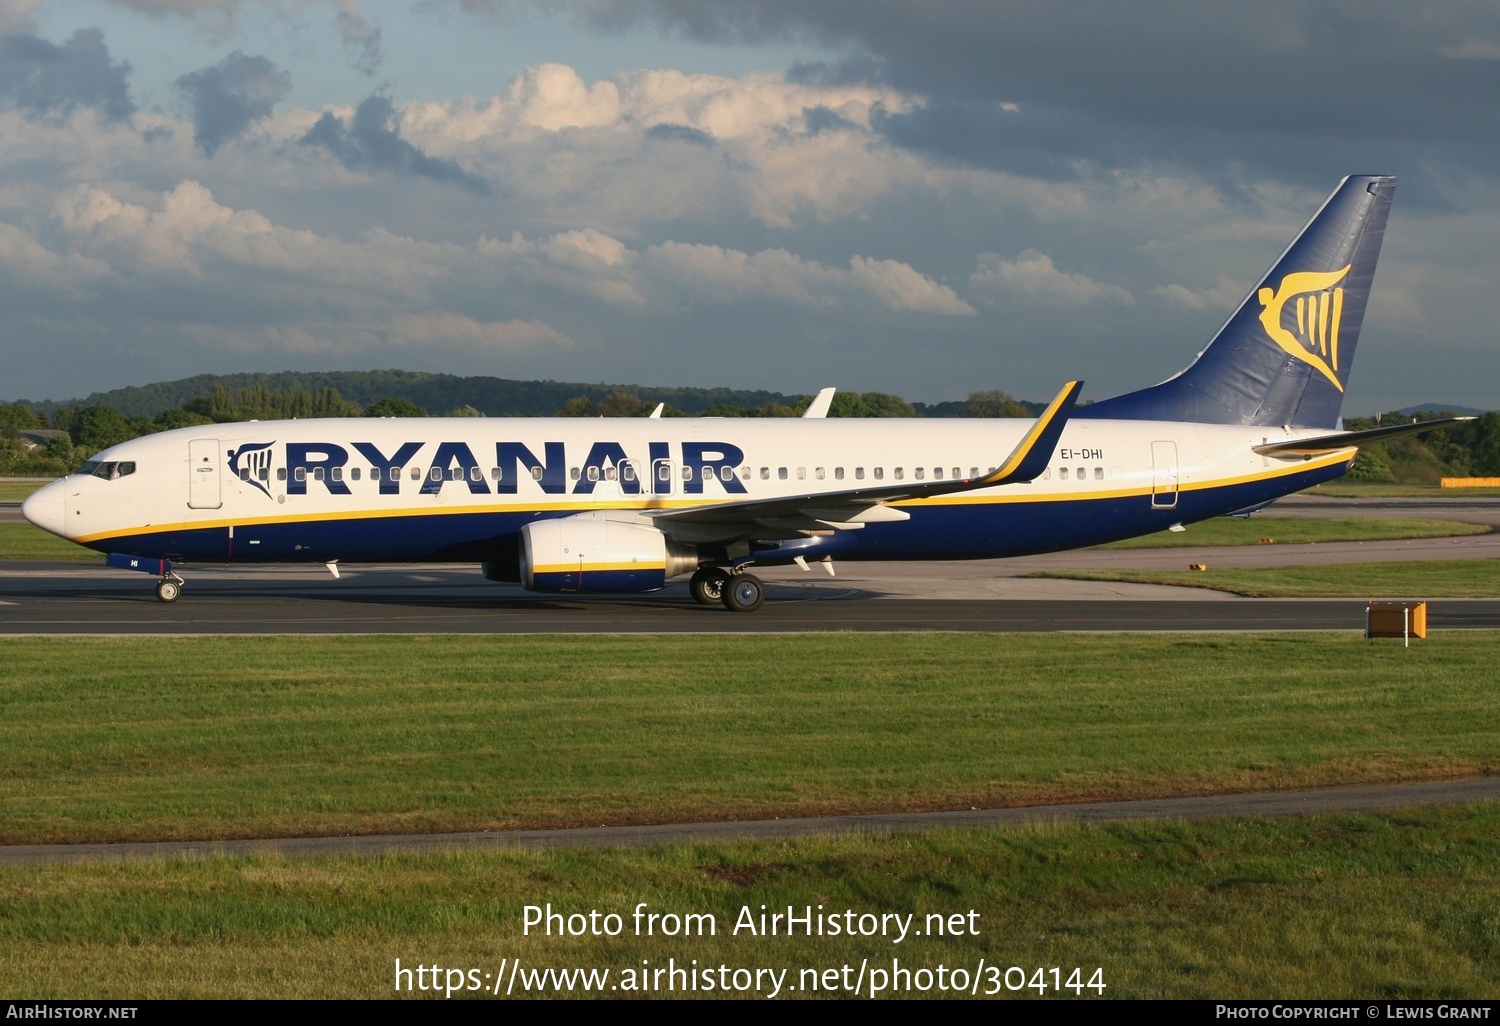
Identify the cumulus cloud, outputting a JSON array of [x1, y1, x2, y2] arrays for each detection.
[[301, 95, 491, 194], [175, 51, 289, 155], [334, 2, 384, 77], [388, 313, 574, 351], [0, 28, 134, 122], [970, 251, 1134, 306], [1149, 275, 1249, 312]]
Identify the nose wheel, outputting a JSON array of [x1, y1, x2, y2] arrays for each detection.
[[155, 573, 184, 603]]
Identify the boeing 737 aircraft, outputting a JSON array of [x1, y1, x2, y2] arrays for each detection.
[[22, 175, 1465, 611]]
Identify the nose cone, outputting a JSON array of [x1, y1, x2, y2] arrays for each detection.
[[21, 480, 69, 539]]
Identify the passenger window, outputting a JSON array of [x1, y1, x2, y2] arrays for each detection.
[[572, 467, 582, 481], [313, 467, 325, 482], [450, 467, 463, 481], [1059, 467, 1069, 480], [934, 468, 944, 480], [258, 467, 269, 481], [331, 467, 343, 482], [718, 466, 732, 482], [586, 466, 598, 482], [855, 468, 864, 480], [915, 468, 925, 480], [491, 467, 502, 481], [350, 468, 361, 481], [1094, 467, 1104, 480], [779, 467, 789, 480], [952, 468, 961, 479], [295, 467, 307, 482], [835, 468, 845, 480], [739, 466, 750, 480], [389, 467, 400, 482], [239, 468, 250, 481], [682, 466, 692, 481], [874, 467, 883, 480], [760, 467, 769, 480], [622, 464, 636, 482], [531, 466, 544, 481], [895, 468, 904, 480], [658, 465, 672, 482], [815, 468, 825, 480], [429, 467, 443, 482], [471, 466, 483, 482], [795, 467, 805, 480], [410, 467, 421, 480], [278, 468, 287, 482], [1076, 466, 1085, 480]]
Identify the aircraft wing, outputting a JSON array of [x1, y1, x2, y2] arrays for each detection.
[[1252, 417, 1475, 457], [646, 381, 1081, 537]]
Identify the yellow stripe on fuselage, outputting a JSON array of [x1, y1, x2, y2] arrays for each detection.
[[71, 448, 1353, 544]]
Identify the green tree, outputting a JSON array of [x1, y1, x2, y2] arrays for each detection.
[[597, 392, 646, 417], [965, 389, 1031, 418], [73, 406, 135, 455], [363, 397, 429, 418], [556, 395, 598, 417]]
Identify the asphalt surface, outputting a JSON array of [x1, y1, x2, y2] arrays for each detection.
[[6, 778, 1497, 866]]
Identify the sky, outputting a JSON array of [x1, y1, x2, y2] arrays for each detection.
[[3, 1, 1499, 413]]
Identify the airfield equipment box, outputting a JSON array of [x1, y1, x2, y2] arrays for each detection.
[[1365, 601, 1427, 647]]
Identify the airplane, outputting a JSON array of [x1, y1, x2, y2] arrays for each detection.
[[21, 174, 1469, 611]]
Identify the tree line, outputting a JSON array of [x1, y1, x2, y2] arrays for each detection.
[[0, 384, 1041, 475]]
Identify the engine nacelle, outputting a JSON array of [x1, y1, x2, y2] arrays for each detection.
[[520, 518, 698, 593]]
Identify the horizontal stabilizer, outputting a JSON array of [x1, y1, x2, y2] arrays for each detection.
[[1253, 417, 1474, 457]]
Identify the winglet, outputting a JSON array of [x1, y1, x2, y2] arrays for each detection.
[[802, 387, 836, 418], [977, 380, 1083, 486]]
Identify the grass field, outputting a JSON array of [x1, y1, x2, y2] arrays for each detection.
[[0, 522, 103, 560], [1306, 481, 1500, 498], [4, 806, 1499, 998], [0, 479, 50, 501], [3, 633, 1498, 846], [1032, 558, 1500, 597], [1094, 517, 1488, 548]]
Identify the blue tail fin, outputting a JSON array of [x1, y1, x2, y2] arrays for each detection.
[[1078, 175, 1395, 429]]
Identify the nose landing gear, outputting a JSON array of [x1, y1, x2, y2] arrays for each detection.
[[155, 571, 185, 603]]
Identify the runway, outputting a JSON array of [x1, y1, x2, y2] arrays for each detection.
[[2, 494, 1497, 634], [3, 556, 1500, 633]]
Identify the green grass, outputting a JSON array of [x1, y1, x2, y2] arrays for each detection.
[[0, 479, 51, 501], [1304, 481, 1500, 498], [1032, 558, 1500, 597], [3, 634, 1499, 846], [1094, 517, 1488, 549], [0, 522, 103, 560], [4, 806, 1500, 998]]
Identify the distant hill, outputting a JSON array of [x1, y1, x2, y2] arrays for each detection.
[[13, 370, 812, 420], [1396, 403, 1491, 417], [11, 369, 1050, 419]]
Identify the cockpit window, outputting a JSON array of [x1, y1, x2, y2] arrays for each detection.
[[80, 460, 136, 481]]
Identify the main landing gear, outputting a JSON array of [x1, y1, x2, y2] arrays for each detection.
[[689, 566, 765, 612]]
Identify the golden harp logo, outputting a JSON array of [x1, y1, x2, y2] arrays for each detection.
[[1257, 265, 1352, 391]]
